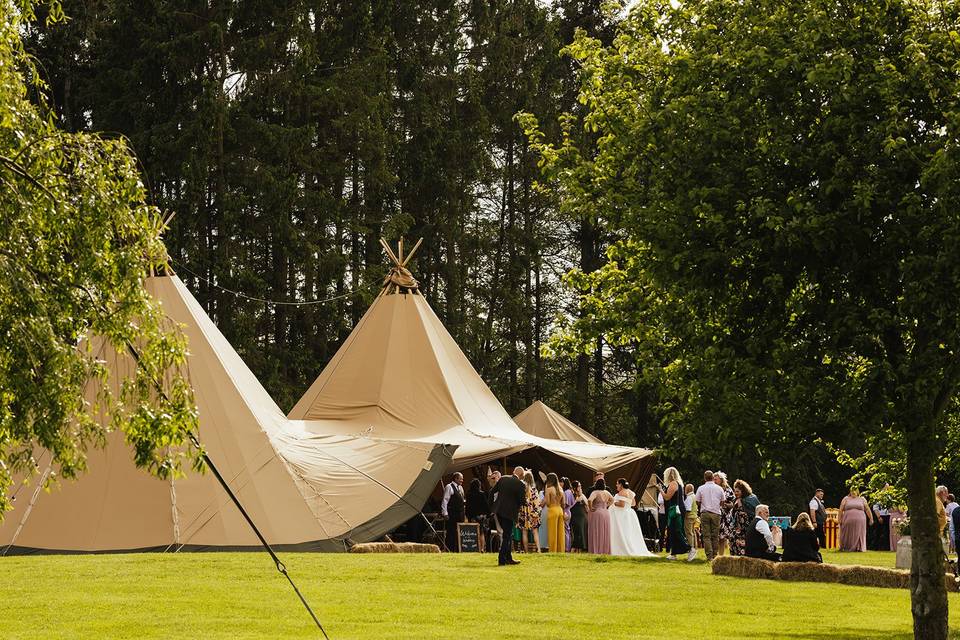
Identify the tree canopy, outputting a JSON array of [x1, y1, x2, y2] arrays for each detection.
[[0, 0, 198, 515], [521, 0, 960, 636]]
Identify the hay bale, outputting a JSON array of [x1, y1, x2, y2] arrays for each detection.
[[350, 542, 398, 553], [349, 542, 440, 554], [711, 555, 777, 580], [397, 542, 441, 553], [837, 564, 910, 590], [714, 554, 958, 592], [776, 561, 842, 583]]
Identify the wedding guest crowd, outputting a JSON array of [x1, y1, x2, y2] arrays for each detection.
[[436, 464, 942, 568]]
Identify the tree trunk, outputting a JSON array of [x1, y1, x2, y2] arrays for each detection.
[[571, 353, 590, 427], [906, 434, 948, 640], [593, 336, 603, 437]]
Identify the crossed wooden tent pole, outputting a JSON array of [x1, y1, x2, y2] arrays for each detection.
[[379, 236, 423, 295]]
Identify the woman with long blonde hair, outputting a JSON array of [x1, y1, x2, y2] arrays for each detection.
[[543, 473, 566, 553], [661, 467, 696, 561], [782, 512, 822, 562]]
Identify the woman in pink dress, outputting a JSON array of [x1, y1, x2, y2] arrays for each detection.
[[839, 487, 874, 551], [587, 478, 614, 554]]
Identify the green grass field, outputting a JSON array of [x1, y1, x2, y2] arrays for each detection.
[[0, 548, 955, 639]]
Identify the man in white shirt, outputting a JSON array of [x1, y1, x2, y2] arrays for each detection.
[[809, 489, 827, 548], [442, 472, 465, 552], [695, 470, 725, 560], [746, 504, 781, 561], [441, 472, 464, 517]]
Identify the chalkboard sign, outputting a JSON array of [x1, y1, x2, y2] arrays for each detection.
[[457, 522, 480, 553]]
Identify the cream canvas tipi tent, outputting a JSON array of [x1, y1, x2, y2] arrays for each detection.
[[513, 400, 656, 494], [1, 275, 453, 554], [288, 240, 656, 485], [514, 400, 604, 443]]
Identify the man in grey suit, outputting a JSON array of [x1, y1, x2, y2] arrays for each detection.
[[492, 466, 527, 566]]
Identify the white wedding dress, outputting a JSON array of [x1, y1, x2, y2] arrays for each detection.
[[609, 490, 654, 557]]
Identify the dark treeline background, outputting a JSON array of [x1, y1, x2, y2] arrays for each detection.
[[27, 0, 656, 440], [26, 0, 852, 511]]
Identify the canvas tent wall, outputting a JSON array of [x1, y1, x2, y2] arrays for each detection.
[[512, 400, 657, 496], [287, 243, 656, 488], [0, 275, 453, 554]]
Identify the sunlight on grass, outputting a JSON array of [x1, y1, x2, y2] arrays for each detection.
[[0, 550, 954, 639]]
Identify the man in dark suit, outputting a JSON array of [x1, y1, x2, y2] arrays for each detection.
[[492, 466, 527, 566]]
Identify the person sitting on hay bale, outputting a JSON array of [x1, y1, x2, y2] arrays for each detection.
[[782, 513, 822, 563], [745, 504, 782, 562]]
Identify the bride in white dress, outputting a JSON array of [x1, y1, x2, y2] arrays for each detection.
[[609, 479, 654, 557]]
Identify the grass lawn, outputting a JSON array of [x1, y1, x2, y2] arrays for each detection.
[[0, 548, 955, 639]]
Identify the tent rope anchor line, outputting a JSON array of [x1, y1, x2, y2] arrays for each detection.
[[122, 342, 330, 639], [186, 432, 330, 639]]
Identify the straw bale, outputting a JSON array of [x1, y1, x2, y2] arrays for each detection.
[[837, 564, 910, 589], [350, 542, 440, 554], [711, 556, 958, 592], [776, 561, 842, 583], [711, 556, 777, 580]]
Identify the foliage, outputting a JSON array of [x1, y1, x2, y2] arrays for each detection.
[[522, 0, 960, 634], [898, 517, 912, 538], [0, 0, 198, 516], [19, 0, 661, 449]]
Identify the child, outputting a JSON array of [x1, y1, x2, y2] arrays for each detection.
[[684, 483, 699, 551]]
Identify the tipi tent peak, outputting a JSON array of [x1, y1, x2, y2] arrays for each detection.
[[379, 236, 423, 295], [513, 400, 604, 444]]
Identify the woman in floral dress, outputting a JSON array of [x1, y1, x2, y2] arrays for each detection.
[[730, 480, 757, 556], [518, 470, 542, 552], [717, 471, 735, 555]]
